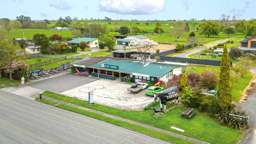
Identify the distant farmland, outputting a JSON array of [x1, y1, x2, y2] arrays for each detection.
[[9, 28, 73, 39]]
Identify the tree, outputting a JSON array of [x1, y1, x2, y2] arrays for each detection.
[[218, 47, 232, 110], [99, 32, 117, 51], [118, 26, 130, 35], [49, 34, 63, 41], [55, 17, 72, 27], [188, 32, 197, 47], [0, 40, 21, 79], [33, 34, 49, 54], [83, 24, 106, 37], [51, 42, 69, 54], [16, 15, 32, 28], [224, 26, 236, 35], [79, 42, 88, 51], [131, 26, 142, 34], [184, 22, 190, 32], [0, 19, 21, 36], [180, 73, 189, 91], [188, 73, 201, 87], [200, 21, 220, 37], [154, 23, 164, 34], [200, 71, 218, 90], [16, 39, 27, 56]]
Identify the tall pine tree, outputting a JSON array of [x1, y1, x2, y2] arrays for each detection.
[[218, 46, 232, 110]]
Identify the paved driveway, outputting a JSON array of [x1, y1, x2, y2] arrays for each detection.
[[240, 93, 256, 144], [0, 91, 168, 144], [30, 74, 97, 92]]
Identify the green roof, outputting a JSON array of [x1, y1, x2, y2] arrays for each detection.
[[68, 37, 97, 44], [89, 59, 178, 78]]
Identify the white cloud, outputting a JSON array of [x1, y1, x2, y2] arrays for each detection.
[[100, 0, 166, 15], [49, 0, 72, 11]]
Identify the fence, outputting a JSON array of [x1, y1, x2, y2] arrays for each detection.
[[159, 49, 177, 56], [160, 56, 221, 66]]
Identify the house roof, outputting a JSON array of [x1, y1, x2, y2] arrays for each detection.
[[68, 37, 97, 44], [127, 35, 147, 40], [117, 39, 133, 43], [88, 58, 178, 78]]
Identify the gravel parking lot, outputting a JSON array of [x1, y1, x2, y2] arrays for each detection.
[[62, 79, 154, 110], [30, 74, 97, 92]]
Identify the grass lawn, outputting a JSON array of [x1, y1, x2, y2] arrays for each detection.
[[231, 72, 253, 101], [189, 54, 222, 60], [0, 78, 19, 88], [26, 50, 111, 70], [41, 91, 242, 144], [26, 55, 75, 70], [8, 28, 73, 39], [185, 65, 220, 74], [89, 50, 112, 57], [147, 32, 243, 45]]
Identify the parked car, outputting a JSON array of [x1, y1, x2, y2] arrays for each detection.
[[136, 82, 149, 89], [146, 86, 164, 97], [128, 83, 148, 94]]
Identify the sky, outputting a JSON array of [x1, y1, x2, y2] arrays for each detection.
[[1, 0, 256, 20]]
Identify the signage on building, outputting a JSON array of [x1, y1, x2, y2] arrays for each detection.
[[101, 64, 119, 70]]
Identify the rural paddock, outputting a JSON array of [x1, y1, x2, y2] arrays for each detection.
[[62, 79, 154, 110]]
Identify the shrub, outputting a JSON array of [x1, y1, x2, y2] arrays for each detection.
[[199, 96, 219, 114], [229, 48, 242, 60], [49, 34, 63, 41], [154, 23, 164, 34], [118, 26, 130, 35], [200, 71, 217, 90], [181, 86, 202, 108], [176, 44, 184, 51]]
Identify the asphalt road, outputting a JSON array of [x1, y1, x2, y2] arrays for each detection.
[[0, 91, 168, 144]]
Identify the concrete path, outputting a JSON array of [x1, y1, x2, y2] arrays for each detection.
[[0, 91, 168, 144], [42, 95, 209, 144]]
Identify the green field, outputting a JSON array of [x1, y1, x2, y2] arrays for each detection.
[[8, 28, 73, 39], [188, 34, 244, 60], [41, 91, 242, 144]]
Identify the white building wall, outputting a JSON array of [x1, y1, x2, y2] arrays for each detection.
[[173, 67, 182, 76], [89, 40, 99, 48]]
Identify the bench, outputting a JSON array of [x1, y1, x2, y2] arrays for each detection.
[[181, 108, 196, 119]]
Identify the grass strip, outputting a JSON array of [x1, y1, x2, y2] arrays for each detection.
[[39, 98, 192, 144]]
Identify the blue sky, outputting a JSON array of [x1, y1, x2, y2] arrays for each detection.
[[1, 0, 256, 20]]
